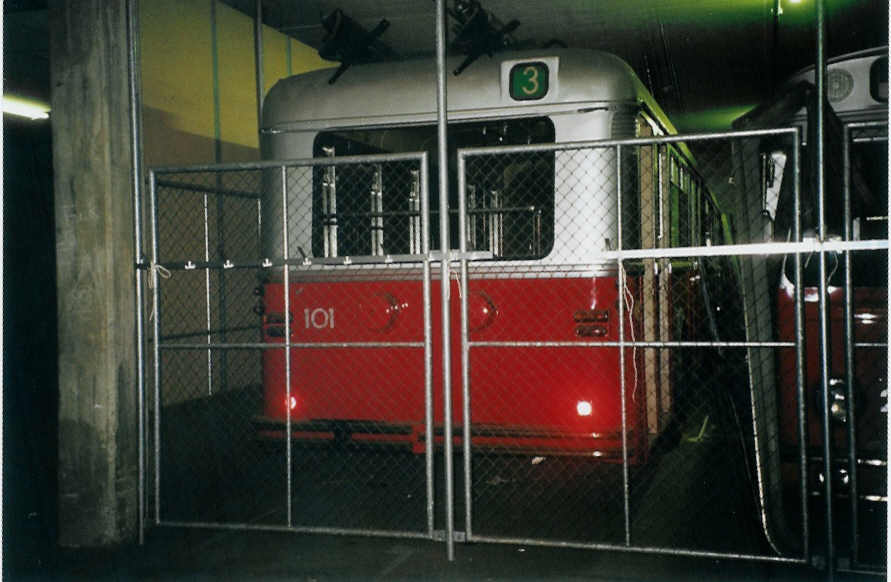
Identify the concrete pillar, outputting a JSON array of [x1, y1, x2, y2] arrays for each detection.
[[49, 0, 138, 546]]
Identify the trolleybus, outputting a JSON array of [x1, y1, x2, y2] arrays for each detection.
[[733, 46, 888, 559], [256, 48, 734, 462]]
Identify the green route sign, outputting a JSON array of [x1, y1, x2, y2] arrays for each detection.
[[509, 62, 549, 101]]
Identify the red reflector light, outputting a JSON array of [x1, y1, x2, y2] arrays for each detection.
[[264, 312, 285, 324], [573, 309, 609, 323], [575, 324, 608, 337]]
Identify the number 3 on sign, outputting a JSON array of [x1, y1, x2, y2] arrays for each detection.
[[305, 308, 335, 329], [521, 66, 539, 95]]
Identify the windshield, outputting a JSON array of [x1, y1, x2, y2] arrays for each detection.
[[312, 117, 556, 260]]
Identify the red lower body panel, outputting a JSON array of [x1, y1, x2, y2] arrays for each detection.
[[259, 275, 646, 459]]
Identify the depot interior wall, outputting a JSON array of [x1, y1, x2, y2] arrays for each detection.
[[140, 0, 335, 404], [140, 0, 334, 166]]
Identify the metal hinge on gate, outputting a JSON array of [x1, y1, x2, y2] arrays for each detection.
[[432, 529, 467, 542]]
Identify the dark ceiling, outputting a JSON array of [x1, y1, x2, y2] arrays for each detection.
[[3, 3, 50, 105], [223, 0, 889, 130], [4, 1, 888, 131]]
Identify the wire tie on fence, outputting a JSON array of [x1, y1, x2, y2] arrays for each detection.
[[146, 263, 172, 321], [621, 276, 639, 404], [223, 260, 235, 269], [262, 258, 273, 268], [185, 261, 197, 270], [147, 263, 172, 289]]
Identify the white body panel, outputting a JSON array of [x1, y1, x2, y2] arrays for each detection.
[[788, 46, 888, 123], [260, 49, 672, 268]]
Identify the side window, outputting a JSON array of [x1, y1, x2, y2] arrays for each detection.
[[669, 154, 691, 247]]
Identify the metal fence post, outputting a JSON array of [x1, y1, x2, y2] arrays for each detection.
[[812, 0, 835, 576], [149, 169, 162, 525], [281, 165, 292, 528], [126, 0, 146, 545], [616, 144, 631, 547], [792, 133, 809, 564], [841, 123, 859, 566], [458, 152, 473, 542], [422, 154, 436, 539], [434, 0, 455, 562]]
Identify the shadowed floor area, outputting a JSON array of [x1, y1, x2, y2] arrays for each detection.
[[12, 527, 877, 581]]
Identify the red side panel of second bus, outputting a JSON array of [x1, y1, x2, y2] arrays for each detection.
[[776, 284, 887, 454]]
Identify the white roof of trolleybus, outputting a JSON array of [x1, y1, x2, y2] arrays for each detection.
[[261, 48, 677, 134]]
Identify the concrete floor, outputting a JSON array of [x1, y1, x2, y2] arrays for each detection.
[[12, 527, 879, 581]]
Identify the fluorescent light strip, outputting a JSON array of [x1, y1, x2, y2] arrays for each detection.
[[2, 96, 50, 120]]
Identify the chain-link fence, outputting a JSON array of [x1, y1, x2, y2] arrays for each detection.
[[454, 132, 797, 560], [454, 126, 887, 571], [147, 153, 436, 538], [142, 126, 887, 571]]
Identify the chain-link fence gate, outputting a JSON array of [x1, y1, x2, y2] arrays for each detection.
[[452, 131, 800, 561], [141, 127, 887, 573], [451, 127, 887, 573], [839, 120, 888, 572], [147, 153, 438, 539]]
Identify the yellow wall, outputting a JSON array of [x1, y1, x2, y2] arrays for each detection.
[[140, 2, 335, 403], [216, 2, 259, 161], [140, 0, 335, 166]]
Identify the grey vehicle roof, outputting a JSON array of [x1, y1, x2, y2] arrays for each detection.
[[262, 48, 673, 132]]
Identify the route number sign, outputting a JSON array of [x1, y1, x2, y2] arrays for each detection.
[[509, 62, 549, 101]]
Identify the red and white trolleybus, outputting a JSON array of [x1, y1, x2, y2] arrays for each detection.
[[255, 49, 731, 461], [734, 46, 888, 558]]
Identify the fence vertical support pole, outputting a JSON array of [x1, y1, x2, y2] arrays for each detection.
[[434, 0, 455, 561], [616, 144, 631, 546], [887, 114, 891, 582], [204, 177, 214, 396], [422, 154, 436, 538], [458, 152, 473, 542], [793, 135, 809, 563], [841, 123, 859, 567], [127, 0, 146, 546], [813, 0, 835, 577], [149, 171, 162, 525], [281, 166, 293, 528]]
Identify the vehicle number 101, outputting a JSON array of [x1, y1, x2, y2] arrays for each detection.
[[304, 308, 335, 329]]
